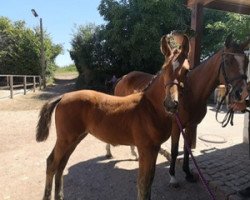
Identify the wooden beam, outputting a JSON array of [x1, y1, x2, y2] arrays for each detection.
[[189, 3, 203, 68], [187, 0, 215, 8], [187, 0, 250, 15], [206, 1, 250, 15]]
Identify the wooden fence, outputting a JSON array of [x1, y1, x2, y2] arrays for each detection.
[[0, 75, 42, 99]]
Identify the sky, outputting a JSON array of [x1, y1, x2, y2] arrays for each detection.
[[0, 0, 104, 67]]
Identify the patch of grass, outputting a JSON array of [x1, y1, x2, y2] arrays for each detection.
[[56, 64, 78, 75]]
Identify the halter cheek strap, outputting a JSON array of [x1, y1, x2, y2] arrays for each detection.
[[216, 52, 247, 127]]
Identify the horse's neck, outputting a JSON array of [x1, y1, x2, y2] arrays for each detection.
[[187, 51, 222, 104], [144, 70, 167, 111]]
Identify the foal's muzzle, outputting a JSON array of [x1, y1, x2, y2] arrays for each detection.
[[164, 98, 179, 114]]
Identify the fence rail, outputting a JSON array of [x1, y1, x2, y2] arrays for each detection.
[[0, 75, 42, 99]]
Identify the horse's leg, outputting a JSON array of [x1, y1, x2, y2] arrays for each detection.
[[137, 145, 159, 200], [54, 134, 87, 200], [182, 125, 197, 183], [43, 140, 70, 200], [105, 144, 113, 159], [130, 146, 138, 160], [43, 148, 56, 200], [169, 126, 180, 188]]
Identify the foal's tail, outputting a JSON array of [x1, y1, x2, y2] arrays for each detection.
[[36, 96, 62, 142]]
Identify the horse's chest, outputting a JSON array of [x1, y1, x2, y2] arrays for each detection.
[[189, 106, 207, 124], [144, 116, 173, 143]]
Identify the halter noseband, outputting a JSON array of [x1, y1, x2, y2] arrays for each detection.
[[165, 79, 184, 89]]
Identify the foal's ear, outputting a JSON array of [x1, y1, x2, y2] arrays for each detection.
[[160, 35, 171, 57], [225, 33, 233, 48], [181, 35, 190, 57], [240, 37, 250, 50]]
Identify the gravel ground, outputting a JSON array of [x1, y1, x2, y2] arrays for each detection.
[[0, 75, 210, 200]]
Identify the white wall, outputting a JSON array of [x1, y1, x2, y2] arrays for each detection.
[[243, 50, 250, 144]]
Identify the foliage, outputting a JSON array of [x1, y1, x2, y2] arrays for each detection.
[[202, 10, 250, 58], [0, 17, 63, 78], [98, 0, 190, 75], [70, 0, 250, 87], [70, 0, 190, 87], [55, 64, 78, 73]]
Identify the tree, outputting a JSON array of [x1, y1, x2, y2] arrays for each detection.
[[202, 10, 250, 58], [70, 0, 250, 88], [70, 24, 109, 88], [0, 17, 63, 78], [98, 0, 190, 75]]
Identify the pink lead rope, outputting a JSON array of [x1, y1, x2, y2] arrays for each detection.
[[174, 113, 217, 200]]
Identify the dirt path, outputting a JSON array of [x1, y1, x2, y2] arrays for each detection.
[[0, 74, 210, 200]]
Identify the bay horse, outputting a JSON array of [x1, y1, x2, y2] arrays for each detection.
[[112, 35, 250, 187], [36, 34, 184, 200], [106, 31, 190, 159]]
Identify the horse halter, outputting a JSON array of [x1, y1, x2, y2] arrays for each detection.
[[165, 79, 184, 89], [219, 51, 247, 95], [216, 51, 248, 127]]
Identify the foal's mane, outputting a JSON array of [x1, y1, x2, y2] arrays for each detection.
[[142, 70, 162, 92]]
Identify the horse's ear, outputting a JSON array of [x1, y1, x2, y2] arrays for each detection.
[[160, 35, 171, 57], [225, 34, 233, 48], [181, 35, 190, 57], [240, 37, 250, 50]]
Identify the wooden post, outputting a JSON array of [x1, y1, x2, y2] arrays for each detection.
[[23, 76, 27, 95], [189, 3, 203, 69], [39, 76, 42, 90], [33, 76, 36, 92], [10, 76, 13, 99], [7, 76, 10, 87]]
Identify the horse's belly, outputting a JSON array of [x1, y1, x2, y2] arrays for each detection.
[[89, 127, 134, 146]]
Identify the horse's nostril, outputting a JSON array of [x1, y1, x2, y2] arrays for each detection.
[[235, 89, 242, 100], [173, 101, 178, 108]]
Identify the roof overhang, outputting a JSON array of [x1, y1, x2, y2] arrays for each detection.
[[186, 0, 250, 15]]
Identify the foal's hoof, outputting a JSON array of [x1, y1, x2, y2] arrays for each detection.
[[185, 174, 197, 183], [169, 182, 180, 188], [105, 154, 113, 159]]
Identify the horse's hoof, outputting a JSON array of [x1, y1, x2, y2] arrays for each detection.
[[185, 174, 197, 183], [105, 154, 113, 159], [55, 195, 64, 200], [169, 182, 180, 188]]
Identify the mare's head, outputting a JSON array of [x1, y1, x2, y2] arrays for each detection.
[[161, 32, 190, 114], [218, 34, 250, 103]]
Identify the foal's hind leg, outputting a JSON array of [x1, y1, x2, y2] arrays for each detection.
[[105, 144, 113, 159], [43, 141, 69, 200], [130, 146, 138, 160], [43, 148, 56, 200], [43, 134, 86, 200], [54, 134, 87, 200]]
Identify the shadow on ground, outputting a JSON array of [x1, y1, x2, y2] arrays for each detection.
[[61, 142, 250, 200], [35, 77, 77, 100], [190, 143, 250, 200], [63, 155, 210, 200]]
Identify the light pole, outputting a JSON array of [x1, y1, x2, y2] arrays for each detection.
[[31, 9, 46, 88]]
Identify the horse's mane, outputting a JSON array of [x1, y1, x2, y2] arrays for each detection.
[[142, 70, 162, 92], [194, 41, 242, 69]]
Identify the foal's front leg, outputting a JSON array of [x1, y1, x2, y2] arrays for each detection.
[[169, 125, 181, 188], [137, 146, 159, 200]]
